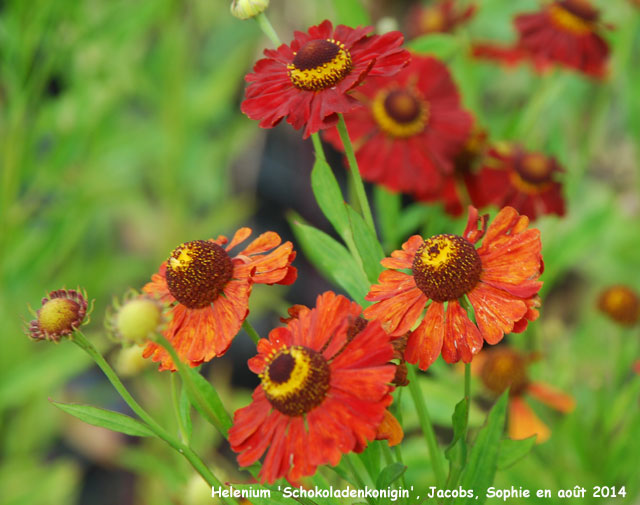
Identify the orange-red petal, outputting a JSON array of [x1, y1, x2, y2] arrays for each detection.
[[468, 282, 527, 345], [442, 299, 484, 363], [405, 301, 445, 370], [508, 396, 550, 443], [375, 410, 404, 446], [527, 382, 575, 413]]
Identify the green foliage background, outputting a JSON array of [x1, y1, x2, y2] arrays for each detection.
[[1, 0, 639, 504]]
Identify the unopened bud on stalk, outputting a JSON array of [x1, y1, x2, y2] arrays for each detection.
[[230, 0, 269, 20], [26, 288, 91, 342], [106, 291, 165, 345]]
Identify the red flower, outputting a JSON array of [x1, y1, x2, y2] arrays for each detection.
[[416, 126, 490, 216], [323, 54, 472, 198], [470, 143, 565, 221], [406, 0, 476, 37], [472, 1, 611, 79], [474, 347, 575, 443], [241, 20, 410, 139], [229, 292, 396, 483], [143, 229, 296, 371], [364, 206, 543, 370]]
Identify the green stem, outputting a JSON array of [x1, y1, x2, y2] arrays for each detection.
[[311, 133, 327, 163], [344, 454, 375, 505], [71, 332, 234, 503], [255, 12, 281, 47], [407, 365, 446, 487], [171, 373, 190, 444], [242, 320, 261, 345], [154, 334, 230, 435], [337, 114, 376, 233]]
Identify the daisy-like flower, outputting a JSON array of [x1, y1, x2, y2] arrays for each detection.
[[471, 143, 565, 221], [597, 285, 640, 326], [364, 206, 543, 370], [241, 20, 410, 139], [406, 0, 476, 38], [474, 347, 574, 443], [323, 54, 473, 198], [229, 292, 396, 483], [514, 0, 611, 78], [27, 288, 90, 342], [142, 229, 296, 371]]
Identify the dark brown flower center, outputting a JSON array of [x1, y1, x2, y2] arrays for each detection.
[[480, 349, 529, 396], [373, 88, 428, 138], [261, 346, 330, 416], [412, 234, 482, 302], [165, 240, 233, 309], [515, 153, 553, 185], [288, 39, 353, 91]]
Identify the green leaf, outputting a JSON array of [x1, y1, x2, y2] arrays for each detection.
[[407, 34, 460, 60], [444, 398, 469, 489], [179, 384, 193, 443], [311, 158, 350, 240], [289, 215, 369, 304], [347, 206, 384, 284], [497, 436, 536, 470], [376, 462, 407, 489], [459, 392, 508, 505], [358, 440, 382, 483], [185, 367, 232, 433], [374, 186, 401, 250], [330, 0, 370, 26], [51, 402, 154, 437]]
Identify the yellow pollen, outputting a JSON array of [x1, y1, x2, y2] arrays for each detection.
[[261, 347, 312, 399], [288, 39, 353, 91], [372, 88, 428, 139], [169, 247, 195, 271], [548, 3, 592, 35], [260, 346, 330, 416]]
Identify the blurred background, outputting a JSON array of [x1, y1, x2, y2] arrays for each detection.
[[1, 0, 639, 504]]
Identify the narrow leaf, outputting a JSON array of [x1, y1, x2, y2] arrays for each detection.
[[52, 402, 154, 437], [497, 436, 536, 470], [459, 392, 508, 505], [374, 186, 401, 250], [347, 206, 384, 283], [186, 367, 232, 433], [444, 398, 469, 489], [179, 384, 193, 442], [289, 215, 369, 303], [311, 158, 350, 240], [376, 462, 407, 490]]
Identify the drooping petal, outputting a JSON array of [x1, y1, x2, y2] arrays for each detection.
[[468, 282, 527, 345], [405, 301, 445, 370], [508, 396, 551, 443], [527, 382, 575, 413]]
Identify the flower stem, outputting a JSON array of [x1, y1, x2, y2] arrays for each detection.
[[154, 334, 230, 436], [407, 365, 446, 487], [171, 373, 190, 444], [71, 332, 234, 503], [242, 320, 261, 345], [337, 114, 376, 233], [255, 12, 281, 47]]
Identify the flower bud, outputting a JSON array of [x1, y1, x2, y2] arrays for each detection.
[[27, 288, 90, 342], [230, 0, 269, 20], [106, 292, 165, 345]]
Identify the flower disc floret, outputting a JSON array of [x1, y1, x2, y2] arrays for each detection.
[[372, 88, 428, 138], [165, 240, 233, 309], [288, 39, 353, 91], [412, 234, 481, 302], [261, 346, 330, 416]]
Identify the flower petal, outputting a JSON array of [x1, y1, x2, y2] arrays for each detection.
[[405, 301, 445, 370]]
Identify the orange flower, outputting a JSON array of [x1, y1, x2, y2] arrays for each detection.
[[143, 228, 296, 371], [229, 292, 396, 483], [474, 347, 574, 443], [597, 285, 640, 326], [364, 206, 543, 370]]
